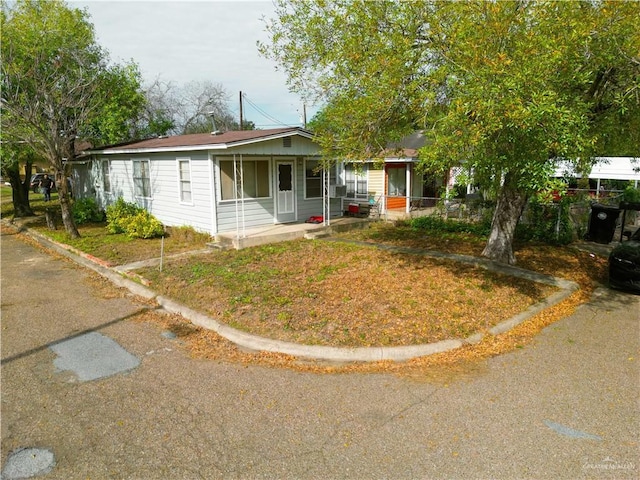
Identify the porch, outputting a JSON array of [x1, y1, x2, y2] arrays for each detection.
[[341, 195, 452, 222]]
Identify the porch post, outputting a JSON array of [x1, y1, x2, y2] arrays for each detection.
[[405, 163, 411, 213]]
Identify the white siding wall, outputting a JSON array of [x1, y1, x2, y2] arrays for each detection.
[[75, 134, 327, 234], [84, 153, 215, 234], [296, 167, 342, 221], [148, 152, 213, 233]]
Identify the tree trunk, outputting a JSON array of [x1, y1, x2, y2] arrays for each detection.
[[55, 169, 80, 239], [481, 173, 528, 265], [6, 162, 34, 217]]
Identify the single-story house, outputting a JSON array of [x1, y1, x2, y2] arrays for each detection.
[[72, 127, 344, 236], [340, 131, 447, 217]]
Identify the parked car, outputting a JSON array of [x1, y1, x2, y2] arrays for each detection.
[[609, 228, 640, 293], [30, 173, 56, 193]]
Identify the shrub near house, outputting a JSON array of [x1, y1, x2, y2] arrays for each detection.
[[106, 198, 164, 239]]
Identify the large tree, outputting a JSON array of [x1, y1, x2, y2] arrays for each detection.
[[1, 0, 146, 237], [0, 142, 37, 217], [144, 78, 252, 135], [262, 0, 640, 264]]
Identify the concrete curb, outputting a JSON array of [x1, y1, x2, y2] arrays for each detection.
[[3, 220, 580, 363]]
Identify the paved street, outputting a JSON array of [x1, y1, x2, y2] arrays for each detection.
[[1, 227, 638, 479]]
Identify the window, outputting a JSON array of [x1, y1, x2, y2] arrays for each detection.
[[178, 159, 192, 203], [305, 159, 337, 198], [219, 158, 270, 200], [305, 159, 321, 198], [345, 163, 368, 198], [133, 159, 151, 198], [102, 160, 111, 192], [387, 165, 406, 196]]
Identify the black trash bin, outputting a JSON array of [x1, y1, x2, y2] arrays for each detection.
[[586, 204, 621, 244]]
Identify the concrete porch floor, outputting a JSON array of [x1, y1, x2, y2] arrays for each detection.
[[212, 216, 373, 250]]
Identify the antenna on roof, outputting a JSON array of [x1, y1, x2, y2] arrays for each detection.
[[208, 111, 220, 135]]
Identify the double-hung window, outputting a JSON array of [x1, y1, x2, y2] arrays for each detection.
[[133, 159, 151, 198], [219, 158, 270, 200], [101, 160, 111, 193], [304, 159, 337, 198], [305, 159, 322, 198], [178, 159, 192, 203], [345, 163, 368, 198]]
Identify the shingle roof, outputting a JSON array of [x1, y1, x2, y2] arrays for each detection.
[[384, 131, 426, 158], [88, 127, 312, 153]]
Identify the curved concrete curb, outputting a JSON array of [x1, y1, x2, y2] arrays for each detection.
[[4, 220, 579, 363], [158, 295, 463, 362]]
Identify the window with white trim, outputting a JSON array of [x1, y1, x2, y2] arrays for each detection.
[[133, 159, 151, 198], [219, 158, 270, 200], [305, 159, 322, 198], [178, 159, 192, 203], [345, 163, 368, 198], [101, 160, 111, 192]]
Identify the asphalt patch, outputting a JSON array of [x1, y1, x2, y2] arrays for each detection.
[[49, 332, 140, 382], [1, 447, 55, 479]]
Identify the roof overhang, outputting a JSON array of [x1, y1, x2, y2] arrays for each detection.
[[85, 128, 315, 156], [555, 157, 640, 181]]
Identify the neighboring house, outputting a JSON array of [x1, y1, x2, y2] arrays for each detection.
[[72, 127, 343, 236], [554, 157, 640, 191], [341, 131, 447, 217]]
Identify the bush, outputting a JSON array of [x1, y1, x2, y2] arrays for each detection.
[[410, 215, 491, 236], [622, 184, 640, 203], [121, 211, 164, 239], [105, 197, 164, 239], [72, 198, 105, 224], [516, 197, 574, 245], [106, 198, 140, 234]]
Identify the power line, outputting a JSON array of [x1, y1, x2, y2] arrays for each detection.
[[241, 93, 298, 128]]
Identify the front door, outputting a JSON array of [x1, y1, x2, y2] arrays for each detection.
[[275, 160, 296, 223]]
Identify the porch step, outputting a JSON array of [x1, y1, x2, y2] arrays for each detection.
[[206, 239, 233, 251], [304, 230, 332, 240]]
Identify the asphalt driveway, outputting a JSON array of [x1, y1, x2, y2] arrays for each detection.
[[1, 227, 638, 479]]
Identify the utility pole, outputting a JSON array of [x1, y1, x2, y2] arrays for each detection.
[[239, 91, 244, 130], [303, 103, 307, 128]]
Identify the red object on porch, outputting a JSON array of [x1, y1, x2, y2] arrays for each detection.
[[348, 204, 360, 215], [306, 216, 324, 224]]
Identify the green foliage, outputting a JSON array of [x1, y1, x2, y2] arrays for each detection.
[[516, 197, 574, 246], [622, 184, 640, 203], [1, 0, 153, 236], [410, 215, 491, 237], [263, 0, 639, 263], [86, 63, 147, 145], [121, 211, 164, 239], [105, 197, 139, 233], [71, 198, 105, 224], [105, 197, 164, 238], [537, 179, 568, 204]]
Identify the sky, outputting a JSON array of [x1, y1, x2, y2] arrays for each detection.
[[69, 0, 319, 129]]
